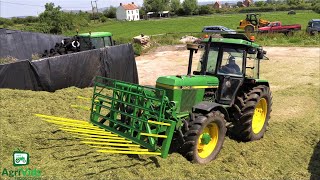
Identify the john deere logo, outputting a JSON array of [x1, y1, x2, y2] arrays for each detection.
[[13, 149, 29, 166]]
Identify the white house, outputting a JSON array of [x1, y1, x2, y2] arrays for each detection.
[[116, 2, 140, 21]]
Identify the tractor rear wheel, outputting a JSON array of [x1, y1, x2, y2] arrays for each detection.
[[232, 85, 272, 141], [181, 111, 226, 164]]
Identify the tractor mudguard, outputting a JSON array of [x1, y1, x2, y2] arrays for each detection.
[[192, 101, 229, 121]]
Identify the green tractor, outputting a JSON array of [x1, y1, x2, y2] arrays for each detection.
[[42, 32, 114, 57], [89, 34, 272, 164], [77, 32, 114, 51]]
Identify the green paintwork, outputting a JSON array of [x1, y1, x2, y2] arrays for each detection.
[[202, 38, 260, 48], [90, 76, 176, 158], [156, 75, 219, 86], [156, 75, 219, 113], [79, 32, 113, 38], [201, 133, 211, 145], [256, 79, 269, 83], [88, 35, 270, 160]]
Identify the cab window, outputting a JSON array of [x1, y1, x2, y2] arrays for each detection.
[[217, 48, 244, 76], [104, 37, 113, 46]]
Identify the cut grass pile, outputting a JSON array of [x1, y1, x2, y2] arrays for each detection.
[[65, 10, 320, 47], [0, 47, 319, 179]]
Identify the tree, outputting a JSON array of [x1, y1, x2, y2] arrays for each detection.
[[199, 5, 213, 15], [255, 1, 266, 7], [182, 0, 198, 15], [312, 2, 320, 13], [286, 0, 305, 5], [38, 3, 64, 33], [104, 6, 117, 18], [170, 0, 181, 14], [143, 0, 170, 13], [38, 3, 90, 34]]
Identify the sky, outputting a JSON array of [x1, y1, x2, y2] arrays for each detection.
[[0, 0, 215, 18]]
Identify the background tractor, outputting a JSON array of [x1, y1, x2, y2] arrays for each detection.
[[238, 13, 270, 33], [89, 34, 272, 164], [42, 32, 114, 57]]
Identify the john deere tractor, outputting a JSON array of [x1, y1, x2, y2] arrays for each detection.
[[42, 32, 114, 57], [89, 34, 272, 164], [238, 13, 270, 33]]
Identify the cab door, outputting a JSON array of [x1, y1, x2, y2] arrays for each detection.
[[215, 47, 246, 105]]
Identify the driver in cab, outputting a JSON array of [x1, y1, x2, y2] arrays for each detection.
[[220, 56, 241, 74]]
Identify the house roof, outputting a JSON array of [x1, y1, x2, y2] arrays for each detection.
[[122, 3, 138, 10]]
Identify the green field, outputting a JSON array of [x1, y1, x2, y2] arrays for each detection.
[[0, 47, 319, 179], [66, 10, 320, 46]]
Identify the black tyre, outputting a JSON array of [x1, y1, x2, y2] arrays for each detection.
[[232, 85, 272, 141], [244, 25, 254, 33], [285, 30, 294, 36], [311, 31, 318, 36], [181, 111, 226, 164]]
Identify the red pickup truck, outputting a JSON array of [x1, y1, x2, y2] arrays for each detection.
[[258, 21, 301, 35]]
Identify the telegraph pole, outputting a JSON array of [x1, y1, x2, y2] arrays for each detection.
[[91, 1, 95, 23], [91, 0, 99, 23]]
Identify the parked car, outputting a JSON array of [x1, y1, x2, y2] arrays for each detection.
[[306, 19, 320, 35], [258, 21, 301, 35], [202, 26, 236, 34]]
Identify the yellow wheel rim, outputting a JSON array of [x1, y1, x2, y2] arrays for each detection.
[[197, 123, 219, 159], [252, 98, 267, 134]]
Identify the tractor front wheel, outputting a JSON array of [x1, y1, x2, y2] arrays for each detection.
[[181, 111, 226, 164], [244, 25, 254, 33], [232, 85, 272, 141]]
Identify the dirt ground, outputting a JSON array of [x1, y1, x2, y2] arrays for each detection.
[[136, 45, 320, 86]]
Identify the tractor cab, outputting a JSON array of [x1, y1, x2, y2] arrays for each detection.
[[246, 13, 259, 26], [77, 32, 114, 51], [192, 34, 266, 105]]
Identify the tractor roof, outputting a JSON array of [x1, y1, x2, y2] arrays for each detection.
[[202, 34, 260, 48], [79, 32, 112, 38]]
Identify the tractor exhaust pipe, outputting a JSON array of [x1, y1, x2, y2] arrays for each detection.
[[186, 44, 199, 75]]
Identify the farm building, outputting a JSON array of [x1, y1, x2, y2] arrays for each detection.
[[116, 2, 140, 21], [213, 1, 222, 9], [243, 0, 253, 7]]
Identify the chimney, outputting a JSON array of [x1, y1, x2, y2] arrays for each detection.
[[132, 2, 134, 4], [120, 3, 122, 6]]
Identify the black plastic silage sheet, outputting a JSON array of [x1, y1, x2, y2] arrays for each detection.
[[0, 29, 65, 60], [31, 49, 103, 91], [0, 60, 40, 90], [0, 44, 139, 91], [101, 44, 139, 84]]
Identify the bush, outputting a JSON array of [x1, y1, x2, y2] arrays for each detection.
[[104, 7, 117, 18], [133, 43, 142, 56], [312, 3, 320, 13], [100, 16, 107, 23], [199, 5, 213, 15], [38, 3, 90, 34]]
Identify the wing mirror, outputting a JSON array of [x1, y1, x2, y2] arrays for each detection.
[[257, 48, 266, 59]]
